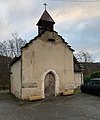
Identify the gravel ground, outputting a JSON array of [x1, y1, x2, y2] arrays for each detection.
[[0, 91, 100, 120]]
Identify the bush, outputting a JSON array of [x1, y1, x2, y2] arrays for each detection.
[[84, 75, 91, 83], [90, 71, 100, 79]]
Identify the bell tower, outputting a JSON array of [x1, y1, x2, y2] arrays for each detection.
[[36, 3, 55, 34]]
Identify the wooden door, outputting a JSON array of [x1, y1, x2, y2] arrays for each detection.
[[44, 72, 55, 98]]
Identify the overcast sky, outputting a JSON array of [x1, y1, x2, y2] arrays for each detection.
[[0, 0, 100, 62]]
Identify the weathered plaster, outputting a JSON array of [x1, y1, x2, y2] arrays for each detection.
[[11, 31, 77, 100]]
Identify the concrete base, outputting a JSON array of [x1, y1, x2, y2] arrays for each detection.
[[29, 95, 42, 101], [63, 90, 74, 96]]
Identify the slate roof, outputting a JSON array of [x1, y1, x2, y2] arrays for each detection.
[[37, 10, 55, 25], [21, 30, 74, 52], [11, 56, 21, 65], [74, 56, 84, 72]]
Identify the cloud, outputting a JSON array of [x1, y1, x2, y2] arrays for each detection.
[[51, 3, 100, 24], [0, 0, 41, 41]]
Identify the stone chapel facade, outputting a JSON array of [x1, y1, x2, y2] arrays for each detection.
[[11, 9, 83, 100]]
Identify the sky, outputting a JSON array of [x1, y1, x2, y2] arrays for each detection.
[[0, 0, 100, 62]]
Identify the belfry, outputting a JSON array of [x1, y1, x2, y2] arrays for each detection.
[[36, 5, 55, 34]]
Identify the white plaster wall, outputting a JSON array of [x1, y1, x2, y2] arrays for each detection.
[[74, 72, 83, 88], [11, 60, 21, 99], [21, 31, 74, 100]]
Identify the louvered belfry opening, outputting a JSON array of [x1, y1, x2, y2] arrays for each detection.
[[37, 10, 55, 34]]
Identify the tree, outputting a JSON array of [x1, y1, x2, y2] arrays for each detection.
[[0, 32, 26, 58], [83, 71, 100, 84], [75, 50, 94, 63], [84, 75, 91, 83], [0, 32, 26, 90], [0, 55, 11, 90]]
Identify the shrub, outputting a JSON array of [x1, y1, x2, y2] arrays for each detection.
[[84, 75, 91, 83], [83, 71, 100, 84]]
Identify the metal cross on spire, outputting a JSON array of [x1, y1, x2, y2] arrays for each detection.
[[43, 3, 47, 10]]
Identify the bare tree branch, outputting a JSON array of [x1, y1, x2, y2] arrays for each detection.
[[75, 50, 94, 62], [0, 32, 26, 58]]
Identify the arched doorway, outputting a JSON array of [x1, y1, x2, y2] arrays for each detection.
[[44, 72, 55, 98]]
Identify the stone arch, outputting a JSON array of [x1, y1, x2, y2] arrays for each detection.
[[41, 69, 59, 98]]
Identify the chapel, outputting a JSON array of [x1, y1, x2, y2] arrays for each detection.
[[11, 7, 83, 100]]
